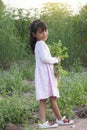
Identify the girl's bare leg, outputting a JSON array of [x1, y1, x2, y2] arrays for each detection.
[[50, 96, 62, 120], [39, 99, 47, 123]]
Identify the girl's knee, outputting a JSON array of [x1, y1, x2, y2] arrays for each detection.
[[50, 96, 57, 104], [50, 96, 56, 101], [40, 99, 47, 103]]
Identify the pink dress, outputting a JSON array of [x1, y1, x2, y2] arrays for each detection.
[[35, 40, 60, 100]]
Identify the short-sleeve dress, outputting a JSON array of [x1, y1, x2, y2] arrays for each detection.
[[35, 40, 60, 100]]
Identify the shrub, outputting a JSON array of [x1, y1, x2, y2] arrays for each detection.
[[0, 64, 28, 96], [58, 72, 87, 117], [0, 95, 37, 128], [49, 40, 68, 77]]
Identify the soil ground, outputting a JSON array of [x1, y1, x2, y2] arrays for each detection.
[[29, 118, 87, 130], [46, 118, 87, 130]]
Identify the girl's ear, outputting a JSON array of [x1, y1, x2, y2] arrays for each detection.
[[32, 32, 36, 37]]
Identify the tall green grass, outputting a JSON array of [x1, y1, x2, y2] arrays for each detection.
[[0, 12, 26, 69]]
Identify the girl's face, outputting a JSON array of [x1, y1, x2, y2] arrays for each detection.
[[33, 28, 48, 42]]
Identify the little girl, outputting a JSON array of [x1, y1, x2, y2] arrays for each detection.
[[29, 19, 74, 128]]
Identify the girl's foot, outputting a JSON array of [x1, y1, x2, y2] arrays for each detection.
[[38, 121, 58, 129], [56, 116, 74, 126]]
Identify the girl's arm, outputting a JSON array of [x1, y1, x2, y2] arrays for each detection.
[[37, 41, 59, 64]]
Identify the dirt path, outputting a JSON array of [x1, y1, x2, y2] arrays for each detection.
[[46, 118, 87, 130], [28, 118, 87, 130]]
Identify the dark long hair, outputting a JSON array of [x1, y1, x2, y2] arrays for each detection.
[[29, 19, 47, 54]]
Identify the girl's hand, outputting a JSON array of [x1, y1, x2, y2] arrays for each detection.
[[57, 56, 61, 62]]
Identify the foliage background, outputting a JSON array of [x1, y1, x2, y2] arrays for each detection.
[[0, 1, 87, 69]]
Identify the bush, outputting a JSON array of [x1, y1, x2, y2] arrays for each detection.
[[58, 72, 87, 117], [0, 64, 29, 96], [49, 41, 68, 77], [0, 95, 37, 128]]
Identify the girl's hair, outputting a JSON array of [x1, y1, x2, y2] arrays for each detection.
[[29, 19, 48, 54]]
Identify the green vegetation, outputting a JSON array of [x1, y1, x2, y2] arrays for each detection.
[[58, 72, 87, 117], [0, 12, 27, 69], [0, 64, 87, 128], [49, 40, 68, 77], [0, 2, 87, 69], [0, 0, 87, 129]]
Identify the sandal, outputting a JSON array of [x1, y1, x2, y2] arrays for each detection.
[[38, 121, 58, 129], [56, 116, 74, 126]]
